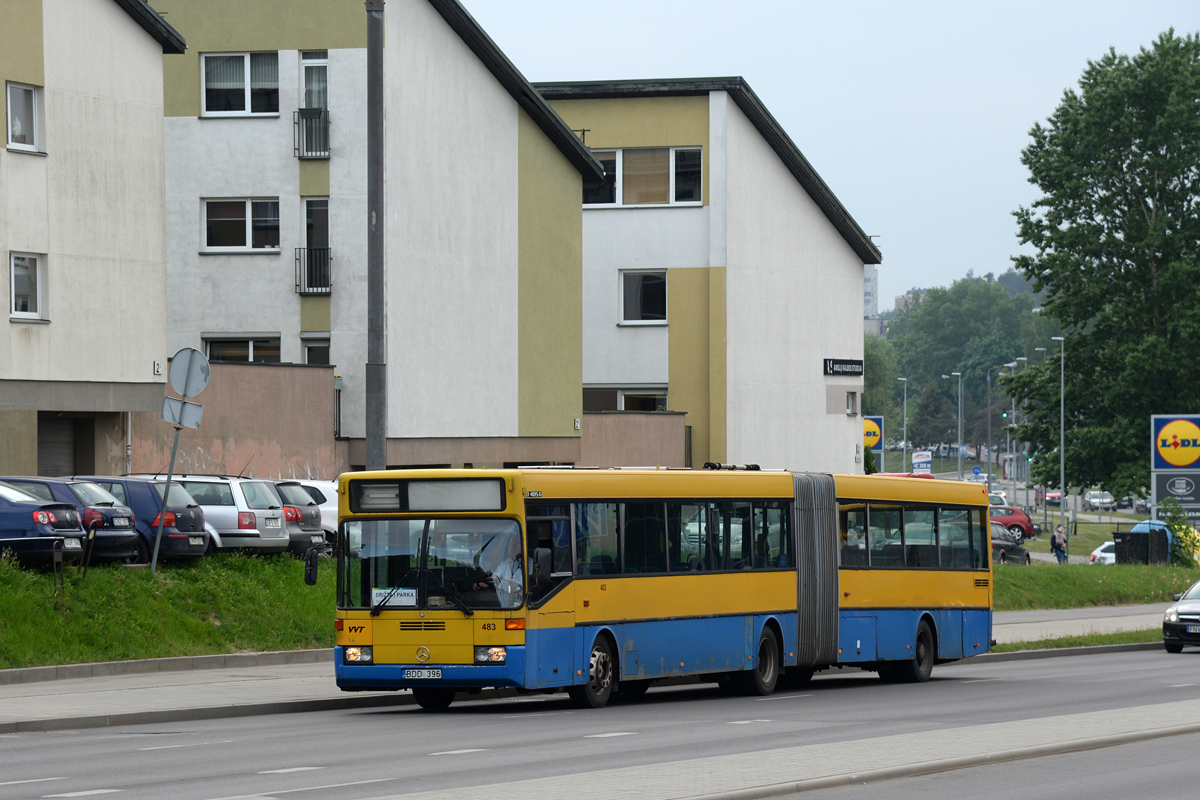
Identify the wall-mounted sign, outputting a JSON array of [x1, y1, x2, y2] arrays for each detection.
[[863, 416, 884, 454], [824, 358, 864, 376]]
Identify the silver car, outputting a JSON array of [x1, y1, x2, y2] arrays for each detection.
[[152, 475, 288, 555]]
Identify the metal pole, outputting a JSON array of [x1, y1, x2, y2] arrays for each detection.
[[150, 425, 181, 575], [1053, 336, 1065, 534], [986, 369, 992, 491], [899, 377, 907, 473], [954, 372, 963, 481], [365, 0, 387, 471]]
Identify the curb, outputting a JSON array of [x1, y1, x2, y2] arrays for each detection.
[[0, 648, 332, 686], [680, 721, 1200, 799], [954, 641, 1162, 664]]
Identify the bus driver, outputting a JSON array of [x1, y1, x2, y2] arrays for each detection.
[[472, 535, 524, 606]]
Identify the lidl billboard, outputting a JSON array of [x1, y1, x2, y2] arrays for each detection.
[[1152, 415, 1200, 470], [864, 416, 884, 454]]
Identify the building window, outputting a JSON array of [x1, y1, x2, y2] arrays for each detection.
[[304, 338, 330, 365], [302, 51, 328, 109], [582, 388, 667, 411], [202, 53, 279, 116], [9, 253, 43, 320], [6, 83, 40, 151], [846, 391, 858, 416], [583, 148, 702, 207], [206, 338, 281, 363], [204, 199, 280, 250], [622, 271, 666, 323]]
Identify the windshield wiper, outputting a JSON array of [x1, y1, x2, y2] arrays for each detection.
[[423, 567, 474, 616], [370, 585, 405, 616]]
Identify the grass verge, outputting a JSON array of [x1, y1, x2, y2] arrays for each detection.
[[993, 563, 1197, 610], [992, 627, 1161, 653], [0, 552, 335, 670]]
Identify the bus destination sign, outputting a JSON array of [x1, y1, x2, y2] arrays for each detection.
[[824, 358, 864, 376]]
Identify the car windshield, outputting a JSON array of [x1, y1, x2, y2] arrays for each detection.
[[153, 482, 199, 507], [276, 483, 316, 506], [69, 482, 120, 506], [0, 481, 40, 503], [340, 517, 524, 611]]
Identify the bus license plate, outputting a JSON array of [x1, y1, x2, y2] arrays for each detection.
[[265, 518, 281, 528], [404, 669, 441, 680], [1187, 626, 1200, 634], [189, 537, 205, 546]]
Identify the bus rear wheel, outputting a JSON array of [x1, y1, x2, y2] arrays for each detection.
[[412, 687, 456, 710], [569, 637, 615, 708], [738, 627, 780, 696], [895, 620, 935, 683]]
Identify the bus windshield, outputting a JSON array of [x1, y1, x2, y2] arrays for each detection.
[[341, 517, 524, 611]]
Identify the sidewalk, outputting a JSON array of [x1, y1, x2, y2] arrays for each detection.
[[0, 604, 1167, 735]]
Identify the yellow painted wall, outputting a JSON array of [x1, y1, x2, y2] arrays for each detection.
[[517, 110, 583, 438], [0, 0, 44, 86], [299, 159, 330, 196], [547, 95, 710, 206], [151, 0, 367, 117], [0, 411, 38, 474], [666, 267, 726, 465], [300, 295, 330, 332]]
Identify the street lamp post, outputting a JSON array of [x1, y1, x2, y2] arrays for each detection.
[[1035, 347, 1047, 529], [1015, 356, 1027, 500], [1004, 362, 1017, 498], [1052, 336, 1066, 535], [986, 364, 1007, 493], [942, 372, 963, 480], [898, 377, 908, 473]]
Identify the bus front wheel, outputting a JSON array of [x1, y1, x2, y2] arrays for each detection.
[[738, 626, 780, 696], [412, 687, 456, 711], [569, 637, 615, 708]]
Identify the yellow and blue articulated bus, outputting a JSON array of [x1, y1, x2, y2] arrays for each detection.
[[327, 468, 992, 709]]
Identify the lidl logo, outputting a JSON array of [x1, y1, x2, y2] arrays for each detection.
[[1154, 416, 1200, 469], [863, 417, 883, 453]]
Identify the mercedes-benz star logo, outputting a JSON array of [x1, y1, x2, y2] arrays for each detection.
[[416, 647, 431, 663]]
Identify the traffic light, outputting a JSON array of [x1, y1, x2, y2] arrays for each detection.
[[1001, 410, 1008, 418]]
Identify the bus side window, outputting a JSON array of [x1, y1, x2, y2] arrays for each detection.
[[868, 504, 903, 567], [622, 502, 667, 574], [753, 502, 791, 569], [973, 508, 989, 569], [939, 508, 972, 568], [667, 502, 705, 571], [840, 504, 867, 566], [904, 508, 938, 567], [576, 502, 619, 575]]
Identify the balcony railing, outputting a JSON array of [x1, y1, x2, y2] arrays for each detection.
[[296, 248, 332, 295], [294, 108, 330, 159]]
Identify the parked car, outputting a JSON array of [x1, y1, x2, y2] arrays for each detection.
[[157, 475, 288, 555], [991, 521, 1030, 566], [1163, 580, 1200, 652], [1045, 490, 1062, 507], [989, 505, 1033, 543], [0, 481, 86, 563], [274, 481, 326, 555], [80, 477, 209, 563], [289, 479, 339, 540], [1090, 541, 1115, 565], [1082, 490, 1115, 512], [0, 476, 139, 562], [1134, 496, 1151, 514], [988, 492, 1006, 506]]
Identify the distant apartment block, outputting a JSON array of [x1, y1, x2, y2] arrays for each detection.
[[864, 263, 878, 317]]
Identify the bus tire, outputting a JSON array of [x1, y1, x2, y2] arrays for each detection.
[[897, 620, 935, 683], [412, 687, 456, 710], [569, 637, 615, 708], [739, 626, 780, 696]]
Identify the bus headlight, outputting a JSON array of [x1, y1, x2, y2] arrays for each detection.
[[475, 646, 506, 664], [345, 646, 373, 663]]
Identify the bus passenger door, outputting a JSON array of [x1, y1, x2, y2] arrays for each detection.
[[534, 587, 575, 688], [527, 512, 575, 688]]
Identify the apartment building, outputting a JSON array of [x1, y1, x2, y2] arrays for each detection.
[[0, 0, 184, 474], [538, 79, 882, 473], [152, 0, 601, 469]]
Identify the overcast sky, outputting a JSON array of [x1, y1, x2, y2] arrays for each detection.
[[462, 0, 1200, 308]]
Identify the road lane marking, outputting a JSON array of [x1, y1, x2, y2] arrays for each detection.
[[202, 778, 393, 799], [962, 679, 1001, 684], [44, 792, 122, 798], [430, 749, 489, 755], [0, 779, 68, 787], [727, 719, 772, 724], [758, 693, 812, 701], [1169, 684, 1197, 688], [258, 768, 325, 774], [584, 732, 638, 738], [139, 740, 234, 751], [500, 712, 559, 719]]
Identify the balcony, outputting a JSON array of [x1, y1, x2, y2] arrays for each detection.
[[294, 108, 330, 159], [296, 248, 332, 295]]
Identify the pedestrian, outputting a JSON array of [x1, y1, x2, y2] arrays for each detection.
[[1052, 524, 1068, 564]]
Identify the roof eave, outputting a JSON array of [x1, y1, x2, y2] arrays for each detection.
[[535, 78, 882, 265], [426, 0, 604, 185], [115, 0, 186, 55]]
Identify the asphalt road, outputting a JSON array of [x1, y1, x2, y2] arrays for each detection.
[[2, 649, 1198, 800]]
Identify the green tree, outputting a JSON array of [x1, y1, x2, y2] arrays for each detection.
[[862, 333, 898, 425], [1010, 31, 1200, 498]]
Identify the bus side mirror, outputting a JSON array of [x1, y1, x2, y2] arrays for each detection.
[[304, 548, 320, 586], [534, 547, 553, 590]]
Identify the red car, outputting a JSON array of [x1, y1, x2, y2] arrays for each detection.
[[990, 505, 1033, 543]]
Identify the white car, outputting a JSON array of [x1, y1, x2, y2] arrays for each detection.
[[291, 479, 339, 540], [1090, 541, 1115, 565]]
